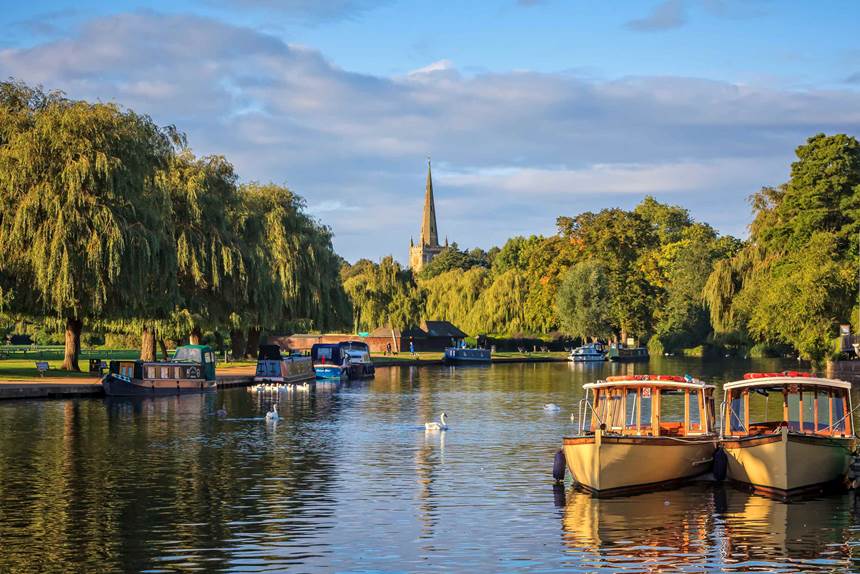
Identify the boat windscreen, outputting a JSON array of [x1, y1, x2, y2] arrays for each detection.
[[173, 347, 202, 363]]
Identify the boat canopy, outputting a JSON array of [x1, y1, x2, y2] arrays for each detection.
[[585, 376, 714, 392], [724, 376, 850, 391]]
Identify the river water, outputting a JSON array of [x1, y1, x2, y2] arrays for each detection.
[[1, 358, 859, 573]]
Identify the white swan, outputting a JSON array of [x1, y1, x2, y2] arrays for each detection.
[[425, 412, 448, 431], [265, 403, 280, 422], [544, 403, 561, 412], [216, 404, 227, 417]]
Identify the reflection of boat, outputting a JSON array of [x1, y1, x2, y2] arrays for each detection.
[[102, 345, 217, 396], [562, 375, 717, 496], [562, 484, 716, 563], [568, 343, 606, 362], [720, 373, 858, 497], [606, 343, 649, 362], [561, 483, 855, 572], [253, 344, 314, 384], [443, 347, 491, 363]]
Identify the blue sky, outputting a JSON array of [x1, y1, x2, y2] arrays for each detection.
[[2, 1, 859, 262]]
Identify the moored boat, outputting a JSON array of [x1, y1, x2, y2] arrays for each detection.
[[102, 344, 217, 396], [444, 346, 491, 363], [254, 344, 314, 384], [606, 343, 649, 362], [561, 374, 717, 496], [341, 341, 375, 379], [720, 373, 858, 497], [568, 343, 606, 362], [311, 343, 348, 380]]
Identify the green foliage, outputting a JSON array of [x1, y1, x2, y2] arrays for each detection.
[[556, 261, 613, 341], [342, 257, 421, 332], [704, 133, 860, 361], [419, 244, 489, 279]]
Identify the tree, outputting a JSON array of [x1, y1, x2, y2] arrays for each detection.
[[0, 82, 175, 370], [419, 244, 489, 279], [556, 260, 613, 341]]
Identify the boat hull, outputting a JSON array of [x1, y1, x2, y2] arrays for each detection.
[[569, 355, 606, 363], [722, 429, 856, 496], [563, 431, 716, 496], [254, 356, 315, 384], [314, 365, 347, 380], [444, 348, 491, 363], [102, 373, 216, 396]]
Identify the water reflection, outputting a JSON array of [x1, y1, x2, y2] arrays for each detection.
[[562, 483, 860, 572], [1, 359, 859, 572]]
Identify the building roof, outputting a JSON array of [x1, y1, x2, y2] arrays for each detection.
[[421, 320, 467, 338], [368, 326, 402, 338]]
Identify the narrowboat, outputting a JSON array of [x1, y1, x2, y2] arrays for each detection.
[[341, 341, 375, 379], [568, 343, 606, 362], [607, 343, 649, 362], [444, 347, 491, 363], [254, 344, 314, 384], [561, 375, 717, 496], [102, 344, 217, 396], [720, 372, 858, 497], [311, 343, 348, 380]]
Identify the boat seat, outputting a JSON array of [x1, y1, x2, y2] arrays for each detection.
[[658, 422, 684, 436]]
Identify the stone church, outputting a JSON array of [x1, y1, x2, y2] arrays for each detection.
[[409, 160, 447, 271]]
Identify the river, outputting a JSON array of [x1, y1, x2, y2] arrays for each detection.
[[1, 358, 859, 572]]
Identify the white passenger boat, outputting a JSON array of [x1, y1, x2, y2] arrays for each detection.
[[561, 375, 717, 496], [720, 372, 858, 497], [568, 343, 606, 362]]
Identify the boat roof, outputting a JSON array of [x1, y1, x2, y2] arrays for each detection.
[[724, 376, 851, 390], [584, 379, 714, 391]]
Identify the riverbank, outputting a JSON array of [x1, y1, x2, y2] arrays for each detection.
[[370, 351, 568, 367]]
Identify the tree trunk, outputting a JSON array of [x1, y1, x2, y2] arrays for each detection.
[[230, 329, 245, 361], [189, 326, 202, 345], [62, 317, 82, 372], [244, 328, 261, 358], [158, 338, 169, 360], [140, 325, 157, 362]]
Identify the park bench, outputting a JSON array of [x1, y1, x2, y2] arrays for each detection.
[[35, 361, 49, 377]]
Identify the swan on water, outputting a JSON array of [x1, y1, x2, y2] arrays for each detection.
[[544, 404, 561, 412], [216, 404, 227, 417], [265, 403, 280, 422], [425, 412, 448, 431]]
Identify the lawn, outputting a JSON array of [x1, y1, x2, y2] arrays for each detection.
[[0, 359, 97, 381]]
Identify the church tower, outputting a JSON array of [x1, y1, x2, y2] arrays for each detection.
[[409, 160, 445, 271]]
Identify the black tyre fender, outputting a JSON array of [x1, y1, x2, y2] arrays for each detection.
[[553, 449, 566, 482], [713, 447, 728, 481]]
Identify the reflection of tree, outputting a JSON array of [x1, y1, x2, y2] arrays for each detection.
[[0, 389, 341, 572]]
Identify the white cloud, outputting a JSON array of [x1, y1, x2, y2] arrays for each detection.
[[0, 10, 856, 261]]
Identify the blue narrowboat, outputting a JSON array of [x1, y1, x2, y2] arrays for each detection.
[[444, 346, 491, 364]]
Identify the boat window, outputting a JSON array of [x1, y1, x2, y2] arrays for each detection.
[[800, 391, 815, 433], [786, 392, 800, 432], [833, 393, 847, 434], [639, 388, 652, 429], [174, 347, 202, 363], [593, 390, 606, 430], [660, 390, 685, 422], [160, 367, 169, 379], [729, 392, 745, 433], [146, 366, 156, 379], [688, 391, 701, 431], [174, 366, 181, 379], [607, 393, 624, 430], [317, 347, 333, 360], [625, 389, 638, 429], [747, 387, 784, 432], [816, 389, 830, 432]]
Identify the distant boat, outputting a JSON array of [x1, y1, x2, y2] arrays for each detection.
[[311, 343, 348, 380], [101, 344, 217, 396], [568, 343, 606, 363], [341, 341, 375, 379], [253, 344, 314, 384], [444, 346, 491, 364], [607, 343, 649, 362]]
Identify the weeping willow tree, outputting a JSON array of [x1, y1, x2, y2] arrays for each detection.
[[0, 81, 175, 370], [704, 134, 860, 361], [341, 257, 421, 333], [233, 183, 349, 354]]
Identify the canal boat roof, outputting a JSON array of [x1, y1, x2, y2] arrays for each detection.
[[584, 378, 714, 391], [724, 376, 851, 391]]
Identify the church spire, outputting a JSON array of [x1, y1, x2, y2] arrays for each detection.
[[421, 158, 439, 247]]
